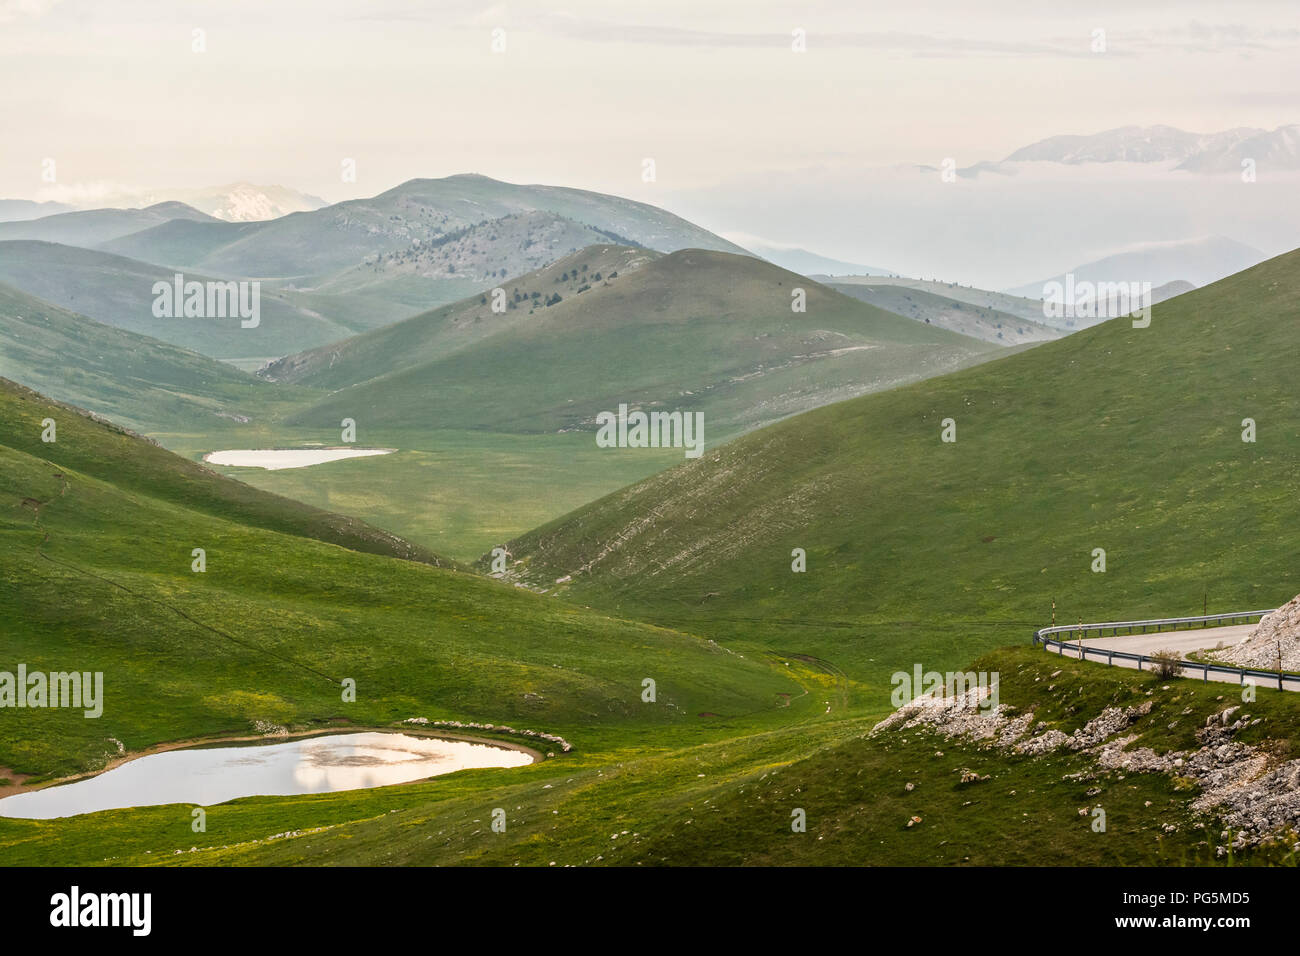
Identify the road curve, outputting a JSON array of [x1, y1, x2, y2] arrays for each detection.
[[1039, 619, 1299, 691]]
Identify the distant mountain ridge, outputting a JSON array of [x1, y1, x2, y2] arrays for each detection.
[[1006, 236, 1265, 308], [0, 199, 76, 223], [96, 174, 750, 280], [737, 239, 895, 277], [138, 182, 329, 221], [0, 175, 757, 357], [1003, 124, 1300, 172], [1, 184, 327, 223], [0, 201, 215, 246], [825, 280, 1062, 345], [310, 209, 646, 298]]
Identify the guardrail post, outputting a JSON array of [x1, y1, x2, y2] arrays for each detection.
[[1204, 663, 1209, 682]]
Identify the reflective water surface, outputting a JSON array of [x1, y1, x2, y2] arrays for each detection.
[[0, 732, 533, 819], [203, 448, 394, 469]]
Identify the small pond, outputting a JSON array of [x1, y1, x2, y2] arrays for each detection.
[[203, 448, 394, 470], [0, 732, 533, 819]]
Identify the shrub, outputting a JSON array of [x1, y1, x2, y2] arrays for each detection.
[[1150, 649, 1182, 679]]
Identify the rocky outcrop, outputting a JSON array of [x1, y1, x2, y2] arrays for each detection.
[[870, 687, 1298, 851], [1221, 595, 1300, 670]]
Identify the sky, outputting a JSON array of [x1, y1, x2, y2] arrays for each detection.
[[2, 0, 1298, 285]]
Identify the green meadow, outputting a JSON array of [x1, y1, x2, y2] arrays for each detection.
[[1, 249, 1297, 867], [7, 646, 1299, 866], [502, 249, 1300, 695], [165, 428, 683, 561]]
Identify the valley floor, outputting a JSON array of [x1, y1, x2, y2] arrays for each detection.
[[5, 645, 1299, 866]]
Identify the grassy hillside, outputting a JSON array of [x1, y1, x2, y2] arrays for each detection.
[[0, 278, 663, 563], [3, 247, 1297, 866], [500, 249, 1300, 686], [167, 428, 682, 563], [261, 246, 655, 387], [0, 380, 798, 785], [828, 281, 1061, 345], [0, 241, 369, 361], [7, 645, 1295, 866], [285, 249, 999, 440], [0, 379, 444, 566], [98, 176, 751, 324], [0, 243, 999, 564], [198, 249, 1000, 559], [0, 202, 214, 246], [96, 218, 263, 272], [0, 283, 310, 433]]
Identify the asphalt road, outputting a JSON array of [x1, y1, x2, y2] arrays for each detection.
[[1045, 624, 1294, 689], [1076, 624, 1256, 657]]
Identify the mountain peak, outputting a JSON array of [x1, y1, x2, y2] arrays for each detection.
[[1003, 123, 1300, 171]]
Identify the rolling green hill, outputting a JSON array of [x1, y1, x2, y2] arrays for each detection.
[[0, 242, 1001, 564], [96, 175, 753, 325], [7, 239, 995, 565], [498, 248, 1300, 681], [0, 280, 657, 565], [0, 379, 796, 784], [95, 218, 263, 271], [283, 248, 1000, 440], [0, 379, 444, 567], [261, 245, 655, 387], [0, 280, 671, 566], [0, 241, 368, 361], [0, 282, 306, 434], [0, 202, 214, 247], [197, 248, 1002, 561], [2, 249, 1296, 868]]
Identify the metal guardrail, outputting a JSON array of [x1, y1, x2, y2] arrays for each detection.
[[1032, 609, 1300, 689]]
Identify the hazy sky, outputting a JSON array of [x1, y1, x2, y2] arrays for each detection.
[[3, 0, 1298, 285], [3, 0, 1298, 201]]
